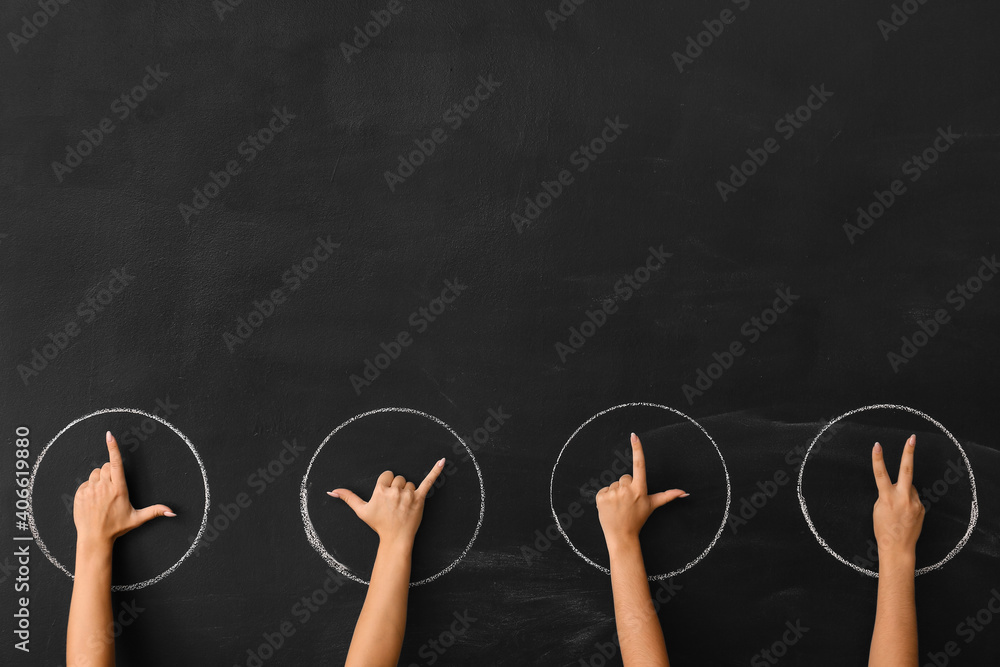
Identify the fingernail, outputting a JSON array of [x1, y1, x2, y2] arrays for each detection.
[[680, 493, 690, 498], [874, 443, 882, 453], [327, 491, 340, 498], [106, 431, 113, 442], [164, 511, 176, 517], [437, 458, 445, 467], [909, 434, 916, 445]]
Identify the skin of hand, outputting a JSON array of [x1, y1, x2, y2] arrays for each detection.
[[596, 433, 688, 549], [73, 432, 177, 548], [330, 458, 445, 667], [67, 432, 174, 667], [595, 433, 686, 667], [868, 434, 924, 667], [871, 434, 925, 556]]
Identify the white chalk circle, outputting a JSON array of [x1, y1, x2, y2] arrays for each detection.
[[550, 402, 731, 580], [27, 408, 211, 591], [300, 407, 485, 587], [797, 404, 979, 577]]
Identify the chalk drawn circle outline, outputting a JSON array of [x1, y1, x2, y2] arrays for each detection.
[[796, 403, 979, 577], [300, 407, 485, 587], [27, 408, 211, 591], [549, 402, 731, 580]]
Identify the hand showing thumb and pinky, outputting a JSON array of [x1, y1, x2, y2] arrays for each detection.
[[328, 459, 446, 542]]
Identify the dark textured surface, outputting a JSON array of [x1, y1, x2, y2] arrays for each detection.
[[1, 0, 999, 664]]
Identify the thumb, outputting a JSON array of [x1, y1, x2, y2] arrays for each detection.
[[328, 489, 366, 515], [132, 504, 176, 528], [649, 489, 688, 509]]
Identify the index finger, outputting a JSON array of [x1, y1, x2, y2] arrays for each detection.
[[416, 458, 446, 498], [897, 434, 916, 489], [871, 443, 893, 495], [106, 431, 125, 484], [630, 433, 647, 493]]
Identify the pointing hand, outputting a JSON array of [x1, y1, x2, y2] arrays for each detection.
[[596, 433, 687, 549], [72, 431, 175, 548]]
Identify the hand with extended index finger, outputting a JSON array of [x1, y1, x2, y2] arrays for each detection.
[[329, 458, 445, 546], [67, 432, 175, 667], [871, 434, 925, 557], [72, 431, 176, 549], [596, 433, 688, 549]]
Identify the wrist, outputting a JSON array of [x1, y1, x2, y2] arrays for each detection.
[[605, 533, 641, 557], [378, 533, 415, 554], [77, 534, 113, 552], [75, 536, 113, 566], [877, 547, 916, 571]]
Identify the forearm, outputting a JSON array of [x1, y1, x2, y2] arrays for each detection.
[[67, 540, 115, 667], [345, 537, 413, 667], [608, 537, 670, 667], [869, 551, 917, 667]]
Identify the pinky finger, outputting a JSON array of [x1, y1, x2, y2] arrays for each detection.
[[416, 458, 446, 497]]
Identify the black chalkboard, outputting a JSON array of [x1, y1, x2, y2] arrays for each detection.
[[2, 0, 999, 665]]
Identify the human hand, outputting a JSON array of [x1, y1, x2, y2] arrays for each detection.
[[72, 431, 175, 551], [596, 433, 687, 550], [871, 435, 925, 560], [329, 458, 445, 547]]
